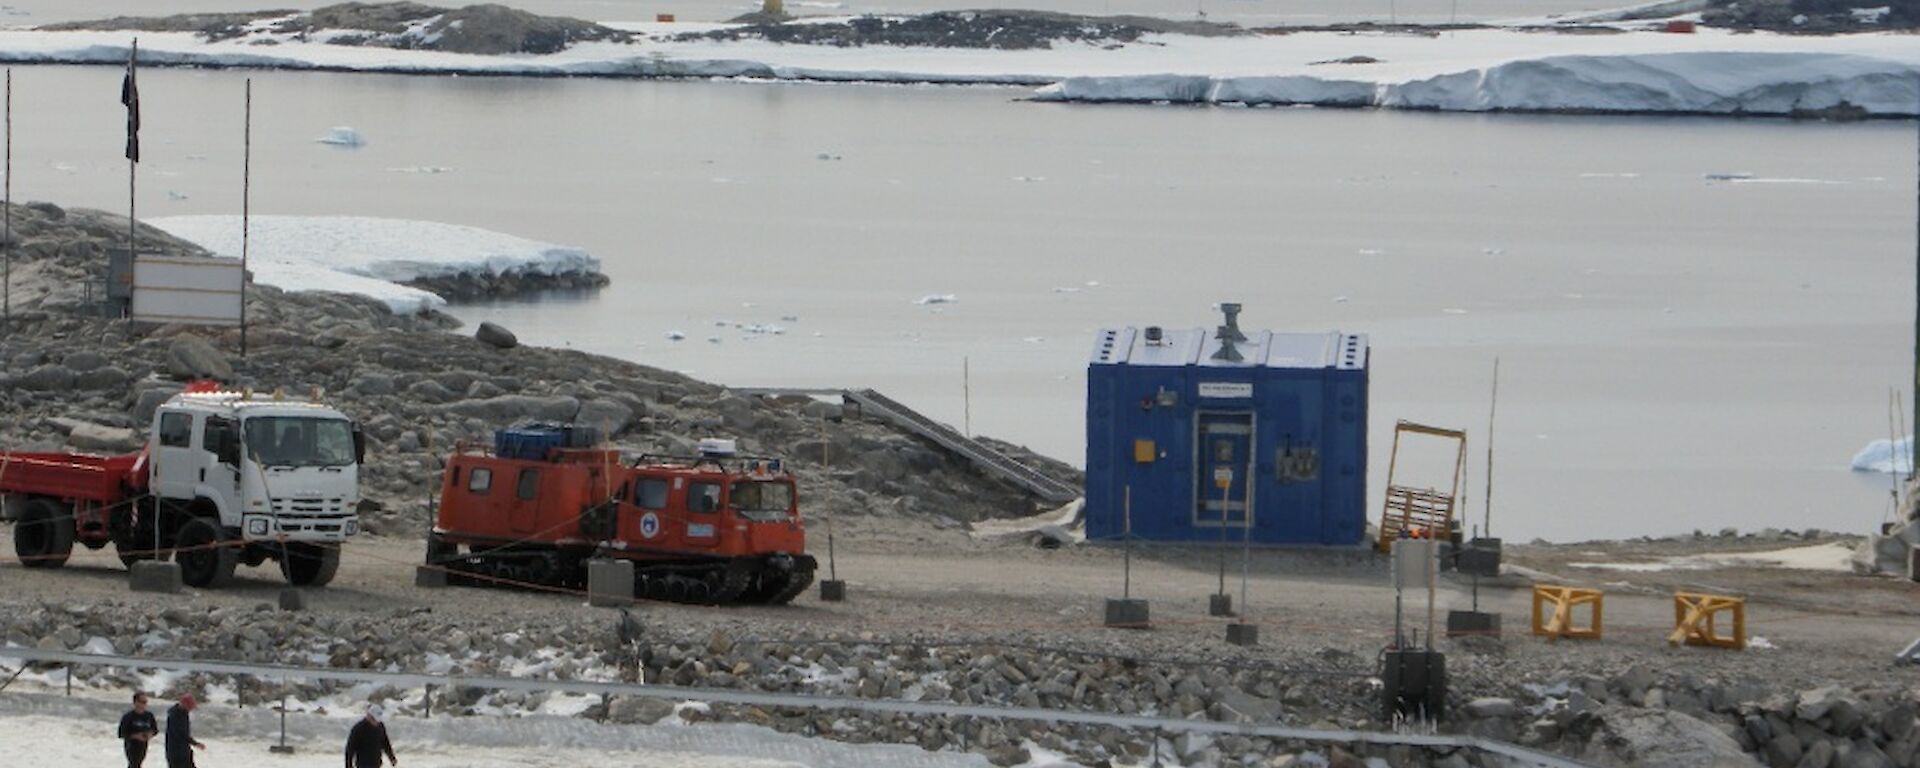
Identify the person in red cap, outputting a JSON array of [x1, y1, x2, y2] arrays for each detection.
[[344, 704, 398, 768], [164, 694, 206, 768]]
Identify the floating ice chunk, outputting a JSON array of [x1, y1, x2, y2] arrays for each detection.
[[166, 190, 189, 201], [1578, 172, 1640, 178], [915, 294, 958, 305], [1703, 172, 1753, 181], [1442, 308, 1468, 314], [316, 125, 366, 147], [707, 336, 722, 344], [1357, 248, 1384, 255], [1332, 295, 1349, 303], [664, 330, 686, 341], [1013, 175, 1046, 182], [1085, 280, 1100, 287], [1022, 336, 1045, 343], [1052, 286, 1080, 294], [1482, 246, 1504, 255], [385, 166, 453, 174], [1851, 435, 1911, 474], [779, 315, 799, 322], [815, 152, 843, 160]]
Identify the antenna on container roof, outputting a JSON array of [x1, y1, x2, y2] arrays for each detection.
[[1211, 302, 1247, 362]]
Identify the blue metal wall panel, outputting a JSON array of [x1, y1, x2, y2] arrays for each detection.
[[1085, 335, 1368, 547]]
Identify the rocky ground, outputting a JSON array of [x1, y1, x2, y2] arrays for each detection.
[[1700, 0, 1920, 33], [47, 2, 631, 55], [1, 203, 1918, 767], [0, 202, 1071, 542], [688, 10, 1239, 50]]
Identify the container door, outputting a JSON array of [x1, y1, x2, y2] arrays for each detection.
[[1194, 412, 1254, 531], [510, 467, 541, 534]]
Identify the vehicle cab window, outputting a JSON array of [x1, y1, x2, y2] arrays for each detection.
[[688, 482, 721, 513], [158, 412, 192, 448], [729, 480, 794, 521], [633, 478, 670, 509], [467, 467, 492, 494]]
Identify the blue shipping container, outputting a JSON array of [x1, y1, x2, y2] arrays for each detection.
[[1084, 323, 1368, 546]]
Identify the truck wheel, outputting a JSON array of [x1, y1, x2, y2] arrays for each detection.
[[279, 543, 340, 587], [174, 517, 239, 588], [15, 499, 75, 569]]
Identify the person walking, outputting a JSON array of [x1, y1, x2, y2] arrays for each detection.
[[344, 705, 398, 768], [164, 694, 205, 768], [117, 691, 159, 768]]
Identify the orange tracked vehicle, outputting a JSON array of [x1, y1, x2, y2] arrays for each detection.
[[428, 429, 815, 605]]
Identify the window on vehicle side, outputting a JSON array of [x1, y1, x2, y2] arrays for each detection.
[[634, 478, 670, 510], [517, 468, 540, 500], [688, 482, 721, 513], [468, 467, 492, 495], [158, 412, 192, 448]]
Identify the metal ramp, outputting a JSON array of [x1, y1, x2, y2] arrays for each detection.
[[842, 389, 1081, 505]]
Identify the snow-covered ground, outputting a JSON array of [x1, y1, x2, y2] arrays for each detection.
[[0, 20, 1916, 116], [149, 216, 601, 314], [1567, 541, 1858, 573]]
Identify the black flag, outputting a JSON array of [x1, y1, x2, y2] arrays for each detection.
[[120, 41, 139, 163]]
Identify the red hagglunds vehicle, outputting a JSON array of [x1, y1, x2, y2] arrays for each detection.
[[428, 427, 815, 605]]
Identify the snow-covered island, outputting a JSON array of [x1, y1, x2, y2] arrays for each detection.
[[149, 216, 608, 314], [3, 1, 1917, 118]]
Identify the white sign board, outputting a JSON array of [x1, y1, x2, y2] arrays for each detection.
[[132, 255, 243, 326], [1198, 381, 1253, 399]]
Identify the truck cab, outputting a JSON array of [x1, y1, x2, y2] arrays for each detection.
[[147, 389, 364, 587]]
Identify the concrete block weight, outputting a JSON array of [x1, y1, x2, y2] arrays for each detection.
[[588, 559, 636, 607], [1104, 598, 1150, 629], [129, 561, 182, 594]]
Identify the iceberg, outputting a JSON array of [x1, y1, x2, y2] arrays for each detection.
[[1851, 435, 1912, 475]]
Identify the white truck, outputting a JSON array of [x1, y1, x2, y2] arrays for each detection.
[[2, 385, 364, 588]]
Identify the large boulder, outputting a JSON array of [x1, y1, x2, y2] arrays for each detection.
[[1589, 706, 1761, 768], [167, 335, 232, 381], [67, 422, 143, 452], [132, 383, 184, 423], [442, 395, 579, 424], [475, 322, 518, 349], [14, 364, 76, 392], [575, 398, 634, 433], [75, 366, 131, 392]]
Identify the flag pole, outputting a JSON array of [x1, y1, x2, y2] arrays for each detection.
[[126, 38, 137, 309], [4, 67, 11, 335], [241, 78, 250, 357]]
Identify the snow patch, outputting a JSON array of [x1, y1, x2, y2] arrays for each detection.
[[1568, 542, 1856, 573], [150, 216, 600, 315]]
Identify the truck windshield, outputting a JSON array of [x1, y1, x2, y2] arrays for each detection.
[[245, 417, 355, 468], [729, 480, 794, 521]]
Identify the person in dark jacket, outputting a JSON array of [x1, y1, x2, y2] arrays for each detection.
[[345, 705, 398, 768], [117, 691, 159, 768], [164, 694, 205, 768]]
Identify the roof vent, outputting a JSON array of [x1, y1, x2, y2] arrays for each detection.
[[1144, 326, 1164, 345], [1211, 302, 1247, 362]]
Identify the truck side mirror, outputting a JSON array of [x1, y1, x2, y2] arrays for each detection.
[[352, 427, 366, 464]]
